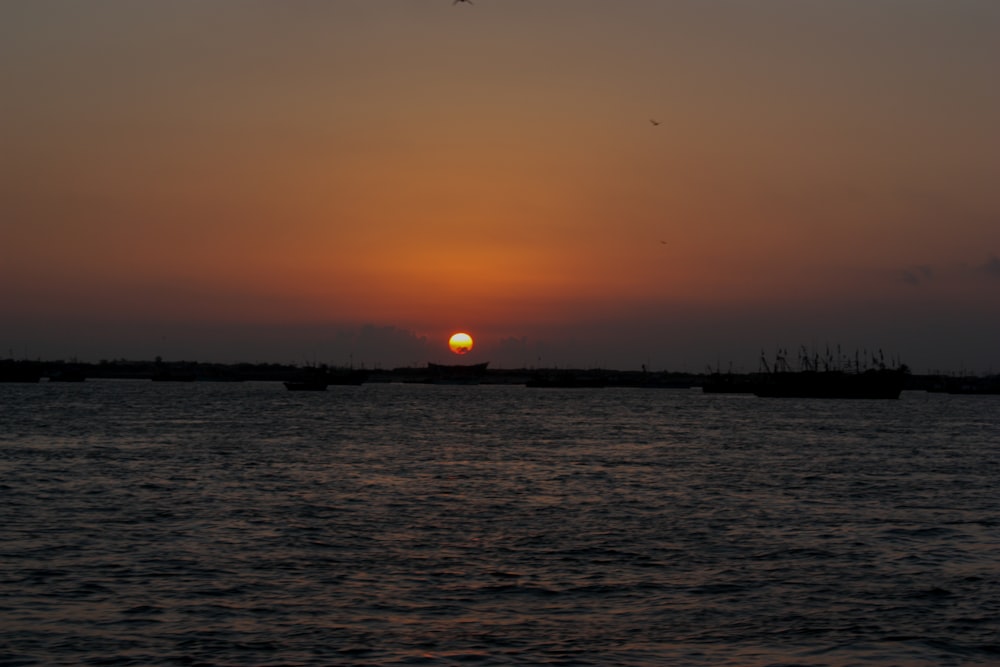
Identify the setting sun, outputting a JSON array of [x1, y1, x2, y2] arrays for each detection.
[[448, 332, 474, 355]]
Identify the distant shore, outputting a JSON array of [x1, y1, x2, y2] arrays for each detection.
[[3, 357, 999, 393]]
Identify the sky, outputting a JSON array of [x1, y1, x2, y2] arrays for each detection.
[[3, 1, 999, 374]]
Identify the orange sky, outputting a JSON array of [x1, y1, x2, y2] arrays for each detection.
[[3, 1, 999, 372]]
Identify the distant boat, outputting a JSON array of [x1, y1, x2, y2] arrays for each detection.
[[48, 368, 87, 382], [701, 374, 757, 394], [283, 366, 369, 391], [701, 363, 757, 394], [930, 375, 1000, 395], [151, 368, 196, 382], [324, 369, 369, 385], [0, 359, 42, 383], [753, 369, 905, 399], [753, 349, 907, 399], [425, 361, 489, 385]]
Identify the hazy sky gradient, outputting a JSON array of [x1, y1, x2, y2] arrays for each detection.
[[3, 1, 999, 372]]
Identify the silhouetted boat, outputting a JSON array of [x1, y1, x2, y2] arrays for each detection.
[[325, 369, 369, 385], [754, 369, 905, 399], [0, 359, 42, 383], [151, 368, 196, 381], [48, 368, 87, 382], [283, 366, 369, 390], [701, 363, 757, 394], [753, 348, 907, 399], [931, 375, 1000, 395], [701, 374, 757, 394], [425, 361, 489, 385]]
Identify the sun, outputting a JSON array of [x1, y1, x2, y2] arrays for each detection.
[[448, 332, 474, 355]]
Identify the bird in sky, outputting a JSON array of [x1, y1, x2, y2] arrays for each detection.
[[453, 0, 473, 5], [649, 119, 661, 126]]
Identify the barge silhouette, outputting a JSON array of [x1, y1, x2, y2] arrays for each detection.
[[752, 348, 907, 399]]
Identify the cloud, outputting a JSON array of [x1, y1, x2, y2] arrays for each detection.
[[901, 265, 934, 286], [980, 255, 1000, 279], [898, 255, 1000, 285]]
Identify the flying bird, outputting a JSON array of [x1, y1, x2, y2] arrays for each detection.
[[649, 119, 661, 126], [453, 0, 473, 4]]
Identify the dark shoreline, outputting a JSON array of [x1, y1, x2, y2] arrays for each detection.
[[3, 358, 998, 393]]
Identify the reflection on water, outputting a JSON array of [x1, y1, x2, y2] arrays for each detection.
[[1, 382, 998, 665]]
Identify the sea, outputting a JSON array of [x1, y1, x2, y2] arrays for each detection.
[[1, 380, 998, 667]]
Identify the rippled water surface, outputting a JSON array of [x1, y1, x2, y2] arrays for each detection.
[[1, 381, 998, 666]]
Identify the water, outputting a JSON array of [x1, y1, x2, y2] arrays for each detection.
[[1, 381, 998, 666]]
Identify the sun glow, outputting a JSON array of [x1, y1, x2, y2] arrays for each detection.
[[448, 332, 474, 355]]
